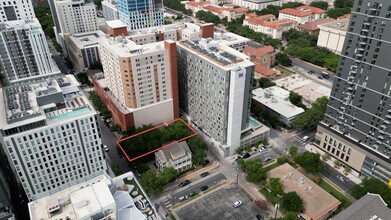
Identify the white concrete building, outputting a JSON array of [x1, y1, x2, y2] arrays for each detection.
[[317, 18, 349, 54], [28, 172, 157, 220], [97, 36, 178, 129], [278, 5, 326, 24], [0, 75, 107, 201], [184, 1, 212, 14], [49, 0, 98, 52], [102, 0, 119, 21], [243, 14, 298, 39], [0, 19, 60, 85], [232, 0, 284, 11], [155, 142, 192, 172], [0, 0, 35, 22], [252, 86, 305, 127], [177, 39, 254, 157], [68, 30, 106, 73]]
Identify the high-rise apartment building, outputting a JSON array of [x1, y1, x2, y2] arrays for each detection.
[[95, 36, 179, 130], [0, 0, 35, 22], [176, 39, 254, 157], [102, 0, 119, 21], [0, 75, 107, 201], [48, 0, 98, 52], [117, 0, 164, 31], [314, 0, 391, 183], [0, 19, 60, 85]]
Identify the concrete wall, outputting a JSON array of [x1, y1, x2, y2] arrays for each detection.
[[133, 100, 175, 127], [317, 27, 346, 54]]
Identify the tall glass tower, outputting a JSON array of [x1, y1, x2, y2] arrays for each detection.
[[314, 0, 391, 183], [118, 0, 164, 30]]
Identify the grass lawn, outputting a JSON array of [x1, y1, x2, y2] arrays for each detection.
[[318, 179, 352, 208], [259, 188, 280, 205], [263, 162, 280, 172], [275, 65, 295, 75]]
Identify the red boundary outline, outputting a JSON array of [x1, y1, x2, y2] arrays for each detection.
[[117, 118, 198, 162]]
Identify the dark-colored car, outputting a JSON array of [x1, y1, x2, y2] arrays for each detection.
[[179, 180, 191, 188], [256, 214, 264, 220], [318, 76, 323, 80], [263, 157, 272, 163], [154, 204, 159, 211], [200, 172, 209, 178], [243, 153, 251, 159], [200, 185, 209, 191], [308, 70, 315, 74], [203, 159, 210, 166], [189, 191, 198, 197]]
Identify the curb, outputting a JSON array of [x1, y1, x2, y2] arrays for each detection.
[[319, 174, 356, 202]]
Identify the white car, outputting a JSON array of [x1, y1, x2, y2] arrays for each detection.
[[337, 175, 345, 182], [103, 145, 109, 152], [259, 147, 267, 153], [302, 136, 309, 142], [233, 200, 242, 208]]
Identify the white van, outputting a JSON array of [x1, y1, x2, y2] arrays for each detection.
[[302, 136, 309, 142]]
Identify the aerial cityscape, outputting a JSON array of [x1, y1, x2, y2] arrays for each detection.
[[0, 0, 390, 219]]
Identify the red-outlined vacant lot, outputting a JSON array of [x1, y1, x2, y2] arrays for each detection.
[[117, 118, 198, 162]]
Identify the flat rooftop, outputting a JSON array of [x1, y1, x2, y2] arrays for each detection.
[[129, 23, 181, 36], [252, 86, 305, 119], [213, 32, 250, 46], [69, 30, 106, 48], [0, 18, 41, 31], [267, 163, 341, 220], [179, 38, 251, 68], [318, 18, 349, 31], [0, 75, 95, 131], [274, 75, 331, 105], [106, 19, 127, 28], [99, 36, 169, 57]]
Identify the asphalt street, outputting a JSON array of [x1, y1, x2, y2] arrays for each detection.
[[172, 173, 226, 204], [291, 57, 334, 82], [47, 38, 72, 74], [321, 162, 356, 193]]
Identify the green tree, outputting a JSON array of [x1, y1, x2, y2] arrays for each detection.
[[196, 11, 221, 25], [94, 0, 102, 8], [322, 152, 331, 161], [294, 152, 322, 173], [160, 167, 177, 184], [269, 177, 283, 196], [327, 8, 351, 19], [351, 178, 391, 206], [334, 160, 341, 168], [110, 123, 120, 132], [276, 52, 292, 66], [289, 146, 298, 158], [111, 164, 122, 176], [334, 0, 354, 8], [323, 53, 340, 73], [139, 170, 164, 195], [309, 1, 329, 10], [238, 159, 266, 184], [281, 192, 304, 213], [187, 136, 208, 166], [289, 92, 303, 106], [292, 97, 328, 130], [258, 77, 276, 88], [344, 166, 352, 174]]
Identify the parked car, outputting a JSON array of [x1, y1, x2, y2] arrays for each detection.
[[233, 200, 243, 208], [263, 157, 272, 163], [178, 195, 189, 202], [179, 180, 191, 188], [243, 153, 251, 159], [259, 147, 267, 153], [200, 172, 209, 178], [203, 159, 210, 166], [200, 185, 209, 191], [308, 70, 315, 74], [103, 145, 109, 152], [256, 214, 264, 220], [154, 204, 159, 211], [337, 175, 345, 182], [189, 191, 198, 197], [318, 76, 323, 80]]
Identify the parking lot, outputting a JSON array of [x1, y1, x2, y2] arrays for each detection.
[[174, 185, 264, 220]]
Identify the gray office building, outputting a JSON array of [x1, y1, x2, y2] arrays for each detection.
[[314, 0, 391, 183], [0, 19, 60, 85], [177, 39, 254, 157]]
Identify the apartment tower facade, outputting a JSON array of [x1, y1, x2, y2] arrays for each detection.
[[177, 39, 254, 157], [314, 0, 391, 183]]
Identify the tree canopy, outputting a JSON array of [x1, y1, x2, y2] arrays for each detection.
[[334, 0, 354, 8], [289, 146, 298, 158], [351, 178, 391, 206], [309, 1, 329, 10], [237, 159, 266, 184], [196, 11, 221, 25], [269, 177, 283, 196], [289, 92, 306, 109], [327, 8, 351, 19], [139, 167, 178, 195], [259, 77, 276, 88], [281, 192, 304, 213], [164, 0, 192, 15], [292, 96, 328, 130], [276, 52, 292, 66], [294, 152, 323, 173]]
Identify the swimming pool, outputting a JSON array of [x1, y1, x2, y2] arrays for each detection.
[[48, 108, 91, 120], [249, 117, 262, 128]]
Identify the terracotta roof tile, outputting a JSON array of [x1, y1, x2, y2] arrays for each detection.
[[245, 17, 297, 30], [279, 5, 325, 17], [185, 1, 211, 7], [297, 18, 335, 31], [243, 46, 274, 58], [255, 64, 276, 76], [337, 13, 351, 19]]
